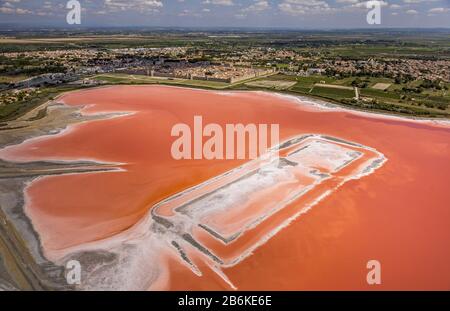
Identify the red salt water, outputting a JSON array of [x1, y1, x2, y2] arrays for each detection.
[[1, 85, 449, 290]]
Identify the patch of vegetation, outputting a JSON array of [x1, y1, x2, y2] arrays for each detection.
[[0, 86, 86, 122], [310, 87, 355, 100], [340, 98, 446, 117]]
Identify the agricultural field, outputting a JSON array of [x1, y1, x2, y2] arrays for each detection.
[[238, 73, 450, 117], [245, 79, 297, 90], [94, 74, 230, 89]]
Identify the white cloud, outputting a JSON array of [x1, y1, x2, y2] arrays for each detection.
[[278, 0, 332, 16], [104, 0, 163, 13], [242, 1, 270, 13], [202, 0, 234, 6], [428, 7, 450, 14], [405, 9, 418, 14]]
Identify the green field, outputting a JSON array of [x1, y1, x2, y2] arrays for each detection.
[[310, 87, 356, 100]]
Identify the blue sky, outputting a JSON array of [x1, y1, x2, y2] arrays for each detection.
[[0, 0, 449, 28]]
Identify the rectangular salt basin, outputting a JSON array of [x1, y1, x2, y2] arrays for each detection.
[[152, 135, 372, 247]]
